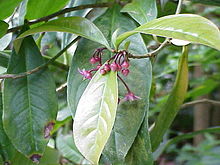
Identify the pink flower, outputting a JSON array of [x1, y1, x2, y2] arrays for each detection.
[[78, 68, 92, 79], [121, 61, 130, 68], [123, 92, 141, 102], [121, 69, 130, 76]]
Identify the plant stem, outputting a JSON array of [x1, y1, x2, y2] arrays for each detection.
[[117, 74, 130, 92], [175, 0, 184, 15], [181, 99, 220, 108], [0, 37, 80, 79], [128, 39, 170, 59], [7, 3, 113, 34], [56, 82, 67, 92]]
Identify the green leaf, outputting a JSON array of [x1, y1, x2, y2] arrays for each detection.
[[0, 52, 9, 68], [125, 116, 153, 165], [0, 21, 9, 39], [73, 70, 118, 164], [25, 0, 69, 20], [116, 14, 220, 50], [56, 134, 90, 164], [150, 46, 189, 151], [3, 36, 58, 160], [0, 93, 15, 163], [0, 0, 23, 20], [16, 17, 111, 50], [11, 147, 59, 165], [121, 0, 157, 25]]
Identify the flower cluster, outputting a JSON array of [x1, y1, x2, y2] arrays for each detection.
[[78, 48, 141, 102]]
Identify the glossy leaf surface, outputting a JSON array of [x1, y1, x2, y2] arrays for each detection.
[[16, 17, 110, 50], [116, 14, 220, 50], [0, 21, 8, 39], [25, 0, 69, 19], [0, 0, 22, 19], [150, 46, 189, 151], [121, 0, 157, 25], [3, 36, 58, 159], [125, 116, 153, 165], [73, 70, 118, 164]]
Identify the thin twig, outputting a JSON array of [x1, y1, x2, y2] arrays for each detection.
[[181, 99, 220, 109], [56, 82, 67, 92], [128, 39, 170, 59], [0, 37, 80, 80], [7, 3, 113, 34]]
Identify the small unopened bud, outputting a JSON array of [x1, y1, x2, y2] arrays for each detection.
[[96, 64, 102, 69], [104, 64, 111, 72], [121, 69, 130, 76], [100, 69, 106, 75], [90, 57, 97, 64], [110, 62, 118, 72], [121, 61, 130, 68], [94, 56, 101, 62], [85, 72, 92, 79], [117, 64, 122, 71]]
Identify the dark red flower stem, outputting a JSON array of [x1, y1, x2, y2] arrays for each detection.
[[117, 74, 131, 93]]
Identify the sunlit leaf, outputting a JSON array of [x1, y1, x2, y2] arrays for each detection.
[[73, 70, 118, 164], [116, 14, 220, 50], [16, 17, 111, 50]]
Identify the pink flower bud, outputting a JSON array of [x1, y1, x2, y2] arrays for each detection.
[[94, 56, 101, 62], [121, 69, 130, 76], [117, 64, 122, 71], [104, 64, 111, 72], [110, 62, 118, 72], [84, 72, 92, 79], [96, 64, 102, 69], [121, 61, 130, 68], [90, 57, 97, 64], [100, 69, 106, 75]]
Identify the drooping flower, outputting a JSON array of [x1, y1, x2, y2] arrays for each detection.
[[121, 61, 130, 68], [110, 62, 118, 71], [78, 68, 92, 79], [123, 92, 141, 102], [121, 69, 130, 76]]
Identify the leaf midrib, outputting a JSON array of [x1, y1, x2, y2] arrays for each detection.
[[25, 52, 35, 153]]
